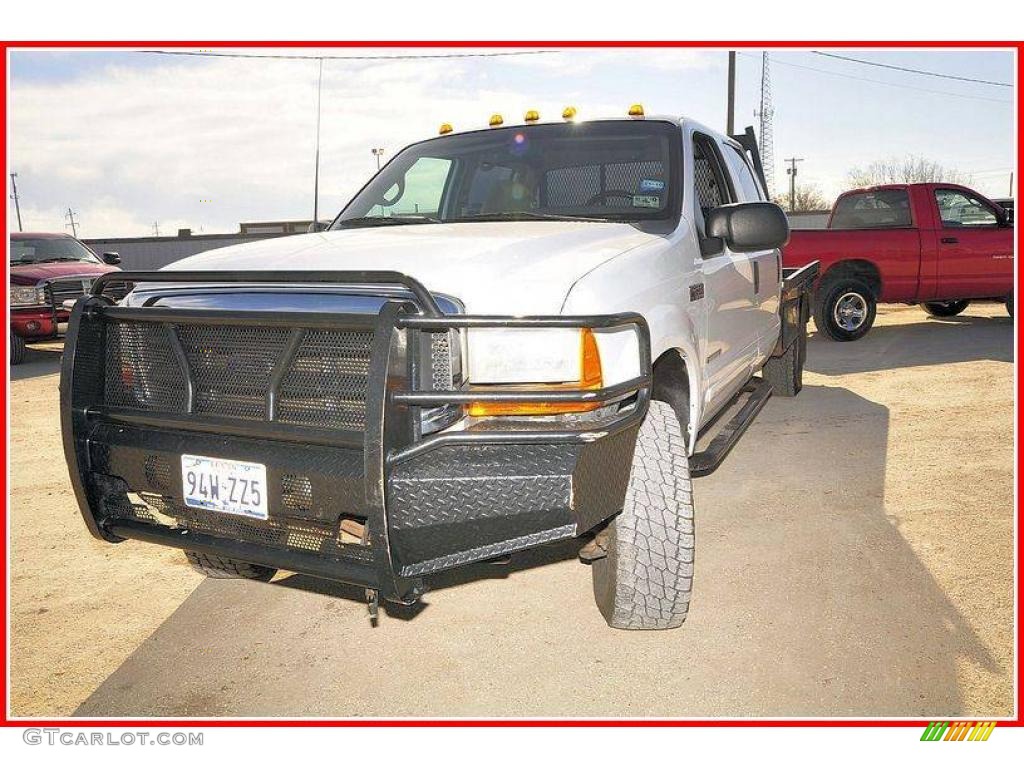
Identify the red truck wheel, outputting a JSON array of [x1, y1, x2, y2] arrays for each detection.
[[813, 278, 877, 342], [922, 300, 970, 318], [10, 332, 26, 365]]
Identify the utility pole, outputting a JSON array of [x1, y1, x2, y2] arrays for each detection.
[[726, 51, 736, 136], [371, 147, 385, 171], [152, 221, 161, 237], [312, 57, 323, 230], [10, 172, 23, 231], [785, 157, 804, 212], [65, 207, 79, 238]]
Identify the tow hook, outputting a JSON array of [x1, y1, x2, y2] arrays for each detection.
[[578, 527, 609, 562], [366, 588, 379, 624]]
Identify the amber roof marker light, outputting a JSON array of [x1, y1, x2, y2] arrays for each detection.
[[489, 114, 504, 127], [438, 123, 453, 135], [628, 104, 645, 118], [524, 110, 540, 123], [562, 106, 578, 121]]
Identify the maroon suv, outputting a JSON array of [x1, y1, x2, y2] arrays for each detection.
[[9, 232, 125, 364]]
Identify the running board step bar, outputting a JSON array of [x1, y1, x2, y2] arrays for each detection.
[[690, 377, 773, 477]]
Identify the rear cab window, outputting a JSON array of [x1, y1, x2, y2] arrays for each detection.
[[831, 189, 913, 229]]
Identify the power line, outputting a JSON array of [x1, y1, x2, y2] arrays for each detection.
[[138, 49, 556, 61], [738, 52, 1011, 105], [811, 51, 1012, 88]]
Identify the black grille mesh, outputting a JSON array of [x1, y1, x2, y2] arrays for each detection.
[[277, 330, 373, 430], [179, 324, 289, 420], [103, 320, 375, 431], [128, 495, 372, 559], [105, 323, 188, 411]]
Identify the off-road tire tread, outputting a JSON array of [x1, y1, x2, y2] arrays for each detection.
[[185, 551, 277, 581], [592, 400, 694, 630], [10, 333, 26, 366]]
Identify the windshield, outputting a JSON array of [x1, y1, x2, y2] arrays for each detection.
[[333, 120, 681, 229], [10, 237, 99, 265]]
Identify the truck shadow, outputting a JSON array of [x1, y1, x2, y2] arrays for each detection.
[[72, 383, 1006, 717], [9, 344, 63, 381], [806, 306, 1012, 375]]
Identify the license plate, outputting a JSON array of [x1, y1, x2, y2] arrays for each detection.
[[181, 454, 268, 520]]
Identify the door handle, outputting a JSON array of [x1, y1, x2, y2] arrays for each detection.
[[941, 237, 959, 244]]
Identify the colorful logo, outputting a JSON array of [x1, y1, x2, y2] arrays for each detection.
[[920, 721, 997, 741]]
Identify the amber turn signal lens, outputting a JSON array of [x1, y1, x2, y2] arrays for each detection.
[[468, 329, 603, 417]]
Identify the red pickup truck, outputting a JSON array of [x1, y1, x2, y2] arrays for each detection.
[[783, 183, 1014, 341]]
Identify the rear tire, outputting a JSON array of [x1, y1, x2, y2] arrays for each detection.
[[1007, 296, 1014, 318], [185, 551, 277, 581], [10, 332, 26, 366], [591, 400, 694, 630], [813, 278, 876, 342], [922, 300, 970, 318]]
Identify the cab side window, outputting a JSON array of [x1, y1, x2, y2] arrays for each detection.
[[692, 135, 734, 239], [935, 188, 1000, 228], [723, 145, 766, 202]]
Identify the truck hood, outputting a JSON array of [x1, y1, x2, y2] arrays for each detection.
[[10, 260, 117, 286], [162, 222, 660, 314]]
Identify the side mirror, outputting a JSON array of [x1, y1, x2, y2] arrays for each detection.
[[707, 202, 790, 252], [306, 221, 330, 233], [101, 251, 121, 265]]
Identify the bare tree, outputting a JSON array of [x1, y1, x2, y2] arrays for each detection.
[[847, 155, 972, 187], [773, 184, 831, 213]]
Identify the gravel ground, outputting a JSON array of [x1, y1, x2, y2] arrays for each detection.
[[8, 303, 1015, 718]]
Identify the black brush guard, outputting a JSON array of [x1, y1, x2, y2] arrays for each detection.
[[61, 271, 651, 603]]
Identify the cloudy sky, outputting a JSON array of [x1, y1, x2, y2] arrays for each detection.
[[8, 47, 1015, 238]]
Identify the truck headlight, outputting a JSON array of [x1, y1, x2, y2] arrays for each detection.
[[466, 326, 641, 417], [10, 285, 46, 307]]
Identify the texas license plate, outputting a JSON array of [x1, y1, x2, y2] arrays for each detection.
[[181, 454, 268, 520]]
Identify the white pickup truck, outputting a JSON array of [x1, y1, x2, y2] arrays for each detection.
[[61, 110, 817, 630]]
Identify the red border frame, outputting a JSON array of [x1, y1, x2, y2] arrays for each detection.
[[1, 39, 1020, 728]]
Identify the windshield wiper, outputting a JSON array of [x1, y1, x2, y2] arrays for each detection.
[[336, 214, 442, 228], [450, 211, 611, 224]]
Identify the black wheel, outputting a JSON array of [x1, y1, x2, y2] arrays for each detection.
[[1007, 296, 1014, 318], [10, 332, 26, 366], [813, 278, 877, 342], [591, 400, 694, 630], [922, 300, 970, 318], [185, 551, 277, 581], [762, 333, 805, 397]]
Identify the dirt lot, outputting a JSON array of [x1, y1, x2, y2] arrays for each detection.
[[8, 304, 1015, 718]]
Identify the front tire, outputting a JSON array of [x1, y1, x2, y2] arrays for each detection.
[[922, 300, 970, 317], [813, 278, 877, 342], [10, 332, 26, 366], [592, 400, 694, 630], [185, 551, 277, 581]]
